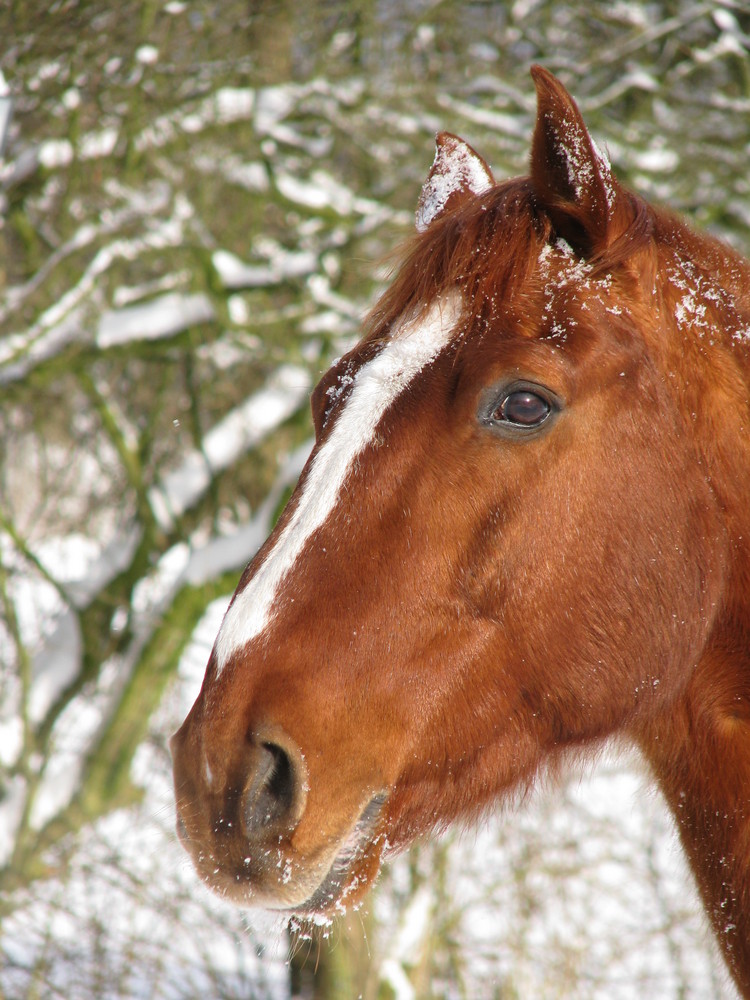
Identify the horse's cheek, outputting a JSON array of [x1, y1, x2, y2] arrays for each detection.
[[486, 440, 718, 734]]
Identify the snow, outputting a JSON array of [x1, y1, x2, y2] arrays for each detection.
[[415, 133, 494, 232], [215, 86, 256, 123], [37, 137, 74, 168], [61, 527, 142, 608], [629, 146, 679, 172], [79, 126, 118, 160], [27, 609, 81, 725], [112, 271, 192, 308], [96, 291, 215, 348], [0, 188, 193, 383], [547, 109, 616, 211], [0, 717, 23, 769], [212, 246, 319, 289], [436, 93, 529, 137], [0, 777, 26, 866], [149, 365, 310, 531], [0, 305, 87, 385], [254, 85, 300, 135], [276, 169, 393, 220], [197, 153, 269, 192], [135, 45, 159, 66], [185, 443, 312, 588]]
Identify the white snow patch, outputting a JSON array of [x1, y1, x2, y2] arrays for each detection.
[[149, 365, 310, 531], [39, 527, 141, 609], [0, 716, 23, 768], [276, 169, 390, 219], [0, 775, 27, 866], [380, 958, 416, 1000], [227, 294, 250, 325], [215, 87, 256, 123], [255, 84, 298, 133], [28, 609, 82, 725], [666, 253, 723, 341], [436, 94, 527, 137], [0, 189, 193, 384], [630, 146, 679, 173], [131, 542, 190, 616], [79, 127, 118, 161], [0, 306, 87, 385], [69, 528, 142, 608], [543, 109, 616, 214], [197, 153, 269, 192], [38, 138, 74, 169], [112, 270, 191, 308], [212, 246, 318, 289], [183, 441, 311, 589], [537, 237, 616, 340], [29, 693, 107, 830], [96, 291, 215, 348], [135, 45, 159, 65]]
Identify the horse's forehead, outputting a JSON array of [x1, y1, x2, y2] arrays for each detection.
[[538, 239, 613, 303]]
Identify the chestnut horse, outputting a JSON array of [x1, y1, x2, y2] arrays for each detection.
[[172, 67, 750, 994]]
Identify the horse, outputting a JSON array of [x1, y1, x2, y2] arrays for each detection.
[[171, 66, 750, 996]]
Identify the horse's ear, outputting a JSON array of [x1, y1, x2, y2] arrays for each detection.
[[415, 131, 495, 232], [530, 65, 622, 254]]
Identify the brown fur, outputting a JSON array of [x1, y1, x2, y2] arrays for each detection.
[[172, 67, 750, 994]]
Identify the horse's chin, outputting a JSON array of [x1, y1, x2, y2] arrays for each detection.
[[188, 792, 389, 918]]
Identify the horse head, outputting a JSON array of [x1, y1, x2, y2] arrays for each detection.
[[172, 68, 750, 993]]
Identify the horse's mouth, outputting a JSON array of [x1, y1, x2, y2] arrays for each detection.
[[176, 786, 389, 916], [292, 792, 389, 916]]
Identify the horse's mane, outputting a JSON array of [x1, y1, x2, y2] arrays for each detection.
[[364, 176, 750, 352], [363, 177, 654, 342]]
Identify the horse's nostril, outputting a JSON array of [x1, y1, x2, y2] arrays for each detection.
[[243, 741, 295, 833]]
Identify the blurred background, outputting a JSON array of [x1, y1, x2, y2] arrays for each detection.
[[1, 1, 749, 997]]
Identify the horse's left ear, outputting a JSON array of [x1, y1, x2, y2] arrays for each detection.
[[416, 131, 495, 232], [530, 65, 623, 255]]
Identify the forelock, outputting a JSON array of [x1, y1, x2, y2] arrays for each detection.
[[363, 177, 653, 345]]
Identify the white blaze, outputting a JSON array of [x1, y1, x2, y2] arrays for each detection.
[[213, 293, 462, 673]]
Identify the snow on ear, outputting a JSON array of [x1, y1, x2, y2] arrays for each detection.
[[415, 132, 495, 232], [530, 65, 620, 253]]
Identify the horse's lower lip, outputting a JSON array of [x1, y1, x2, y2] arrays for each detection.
[[293, 792, 388, 915]]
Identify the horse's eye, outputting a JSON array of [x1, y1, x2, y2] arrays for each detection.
[[494, 390, 551, 427], [480, 381, 559, 438]]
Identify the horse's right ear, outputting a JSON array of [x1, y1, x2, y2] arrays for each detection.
[[530, 65, 624, 255], [416, 131, 495, 232]]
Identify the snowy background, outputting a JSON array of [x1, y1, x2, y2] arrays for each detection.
[[1, 2, 750, 997]]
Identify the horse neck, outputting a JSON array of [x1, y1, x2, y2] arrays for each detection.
[[651, 213, 750, 574], [639, 634, 750, 996], [631, 217, 750, 996], [668, 209, 750, 309]]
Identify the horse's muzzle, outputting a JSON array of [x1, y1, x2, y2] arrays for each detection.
[[170, 717, 387, 914]]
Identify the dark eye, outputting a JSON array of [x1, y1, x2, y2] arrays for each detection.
[[480, 381, 560, 438], [493, 390, 551, 427]]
